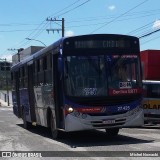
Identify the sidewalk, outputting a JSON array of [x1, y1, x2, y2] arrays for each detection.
[[0, 99, 13, 108]]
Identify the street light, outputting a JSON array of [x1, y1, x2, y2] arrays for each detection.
[[25, 38, 47, 47]]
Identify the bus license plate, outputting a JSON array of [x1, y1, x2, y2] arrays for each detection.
[[103, 119, 115, 124]]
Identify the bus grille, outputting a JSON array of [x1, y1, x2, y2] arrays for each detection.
[[88, 111, 127, 116], [91, 118, 126, 128]]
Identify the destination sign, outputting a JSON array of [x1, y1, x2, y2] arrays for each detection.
[[74, 40, 132, 49]]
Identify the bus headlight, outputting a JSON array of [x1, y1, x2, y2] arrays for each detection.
[[67, 107, 74, 113]]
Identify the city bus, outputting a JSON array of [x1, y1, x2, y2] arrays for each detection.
[[142, 80, 160, 124], [11, 34, 144, 139]]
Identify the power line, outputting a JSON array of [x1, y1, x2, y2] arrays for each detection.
[[29, 0, 88, 40], [45, 0, 91, 37], [91, 0, 149, 33], [56, 0, 91, 18], [66, 16, 156, 29], [141, 34, 160, 45], [5, 0, 91, 52], [19, 22, 49, 48], [67, 8, 160, 24], [139, 28, 160, 39], [49, 0, 80, 18], [127, 21, 154, 35], [0, 22, 44, 26], [0, 29, 45, 32], [1, 8, 160, 28]]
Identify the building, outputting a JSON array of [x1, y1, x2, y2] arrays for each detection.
[[12, 46, 44, 65], [0, 60, 11, 90]]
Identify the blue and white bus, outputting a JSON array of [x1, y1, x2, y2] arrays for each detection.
[[11, 34, 144, 139]]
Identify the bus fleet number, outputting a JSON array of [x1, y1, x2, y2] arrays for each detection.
[[118, 106, 130, 111]]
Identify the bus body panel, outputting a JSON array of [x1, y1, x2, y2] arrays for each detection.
[[19, 88, 31, 122], [12, 90, 18, 116], [34, 85, 55, 127]]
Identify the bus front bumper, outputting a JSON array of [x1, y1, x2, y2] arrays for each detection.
[[65, 108, 144, 132]]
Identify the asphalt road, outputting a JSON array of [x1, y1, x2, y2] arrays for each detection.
[[0, 107, 160, 160]]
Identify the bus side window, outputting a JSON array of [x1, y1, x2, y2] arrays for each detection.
[[43, 56, 47, 70], [45, 53, 52, 84], [19, 66, 25, 88], [24, 65, 27, 88], [39, 58, 44, 85], [43, 56, 47, 84], [33, 62, 37, 86], [35, 59, 41, 86]]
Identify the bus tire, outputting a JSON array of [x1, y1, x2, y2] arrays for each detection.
[[22, 108, 31, 129], [50, 114, 61, 139], [105, 128, 119, 137]]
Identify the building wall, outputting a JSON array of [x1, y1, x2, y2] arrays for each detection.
[[12, 46, 44, 65]]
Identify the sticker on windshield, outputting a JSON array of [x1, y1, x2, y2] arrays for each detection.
[[119, 82, 132, 89], [83, 88, 97, 96]]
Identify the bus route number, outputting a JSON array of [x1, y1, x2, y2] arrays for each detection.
[[83, 88, 97, 96]]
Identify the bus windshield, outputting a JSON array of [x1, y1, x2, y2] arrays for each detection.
[[64, 54, 141, 97]]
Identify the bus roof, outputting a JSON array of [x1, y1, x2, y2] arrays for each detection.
[[11, 34, 139, 71], [11, 37, 64, 70]]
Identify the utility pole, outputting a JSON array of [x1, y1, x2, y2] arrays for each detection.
[[46, 17, 65, 37], [8, 48, 24, 62]]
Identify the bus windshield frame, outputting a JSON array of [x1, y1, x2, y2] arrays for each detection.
[[63, 53, 142, 98]]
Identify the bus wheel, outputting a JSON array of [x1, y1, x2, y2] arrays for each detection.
[[22, 109, 31, 129], [105, 128, 119, 137], [50, 114, 61, 139]]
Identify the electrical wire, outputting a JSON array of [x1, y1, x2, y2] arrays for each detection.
[[49, 0, 81, 18], [139, 28, 160, 38], [90, 0, 149, 33], [141, 34, 160, 45], [56, 0, 91, 17], [7, 0, 91, 51]]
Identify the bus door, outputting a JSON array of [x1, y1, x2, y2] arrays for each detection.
[[27, 62, 36, 122], [53, 54, 64, 129], [13, 70, 21, 118]]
